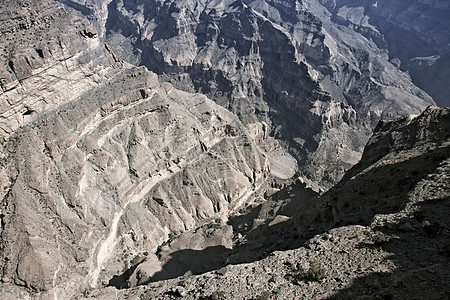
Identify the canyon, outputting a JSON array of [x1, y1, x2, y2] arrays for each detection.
[[0, 0, 448, 299]]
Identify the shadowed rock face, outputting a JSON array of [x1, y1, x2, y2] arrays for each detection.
[[55, 0, 435, 189], [318, 0, 450, 107], [291, 106, 450, 232]]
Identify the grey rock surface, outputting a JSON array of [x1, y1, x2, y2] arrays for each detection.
[[0, 0, 283, 298], [318, 0, 450, 107], [55, 0, 435, 188], [80, 107, 450, 300], [0, 0, 448, 299], [0, 0, 124, 139]]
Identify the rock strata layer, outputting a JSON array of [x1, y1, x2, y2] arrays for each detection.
[[86, 107, 450, 300], [0, 0, 448, 299], [0, 0, 279, 298], [55, 0, 436, 188]]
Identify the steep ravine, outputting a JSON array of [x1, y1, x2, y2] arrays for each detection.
[[86, 159, 180, 288], [55, 0, 435, 189], [318, 0, 450, 107], [89, 107, 450, 300], [0, 1, 293, 298], [0, 1, 447, 299]]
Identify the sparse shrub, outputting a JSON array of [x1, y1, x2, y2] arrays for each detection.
[[255, 291, 272, 300], [413, 210, 425, 221], [422, 221, 442, 236], [130, 255, 141, 265], [122, 261, 129, 273], [156, 240, 169, 255], [255, 291, 271, 300], [373, 231, 387, 246], [377, 292, 394, 300], [209, 290, 225, 300], [307, 259, 327, 282], [314, 214, 322, 222], [438, 239, 450, 257]]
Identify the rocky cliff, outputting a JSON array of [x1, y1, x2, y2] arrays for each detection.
[[0, 0, 448, 299], [83, 107, 450, 300], [0, 0, 123, 139], [318, 0, 450, 107], [55, 0, 435, 189], [0, 0, 289, 298]]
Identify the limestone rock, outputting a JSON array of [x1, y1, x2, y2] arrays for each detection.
[[0, 0, 275, 297], [0, 1, 448, 299], [102, 108, 450, 300], [55, 0, 436, 188], [0, 0, 124, 139], [319, 0, 450, 107]]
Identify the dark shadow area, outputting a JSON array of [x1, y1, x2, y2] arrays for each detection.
[[105, 1, 137, 39], [224, 142, 449, 269], [150, 245, 232, 282], [55, 0, 95, 16], [332, 160, 434, 221], [107, 136, 449, 287], [108, 259, 144, 289], [409, 52, 450, 108], [228, 203, 262, 235], [22, 108, 35, 116], [100, 115, 449, 294], [224, 181, 323, 266]]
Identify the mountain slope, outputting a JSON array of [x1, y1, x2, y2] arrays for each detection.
[[90, 106, 450, 300], [0, 1, 447, 299], [55, 0, 435, 189], [318, 0, 450, 107], [0, 0, 287, 298]]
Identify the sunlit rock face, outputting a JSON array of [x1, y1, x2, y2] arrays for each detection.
[[56, 0, 434, 189], [0, 0, 275, 297], [79, 108, 450, 300]]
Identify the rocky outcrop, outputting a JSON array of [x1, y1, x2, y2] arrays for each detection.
[[0, 0, 126, 139], [0, 0, 447, 299], [0, 0, 283, 298], [88, 107, 449, 300], [318, 0, 450, 107], [55, 0, 435, 189], [307, 106, 450, 228]]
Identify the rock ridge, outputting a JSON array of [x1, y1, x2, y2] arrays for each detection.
[[55, 0, 435, 188]]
